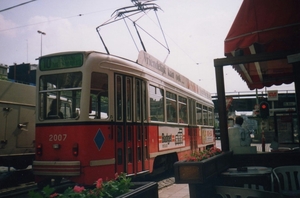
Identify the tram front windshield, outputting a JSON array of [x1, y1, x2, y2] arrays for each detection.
[[38, 72, 82, 120]]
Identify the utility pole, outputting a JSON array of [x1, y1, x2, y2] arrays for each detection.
[[37, 30, 46, 56]]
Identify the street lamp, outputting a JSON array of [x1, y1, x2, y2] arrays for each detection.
[[37, 30, 46, 56]]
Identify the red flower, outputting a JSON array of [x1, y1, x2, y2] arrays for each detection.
[[73, 185, 85, 193], [96, 178, 103, 189]]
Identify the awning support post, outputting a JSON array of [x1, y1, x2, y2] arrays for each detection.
[[214, 62, 229, 151], [288, 53, 300, 146]]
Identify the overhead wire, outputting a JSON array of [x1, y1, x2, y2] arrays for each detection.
[[1, 1, 199, 66], [0, 8, 115, 32], [0, 0, 36, 13], [142, 8, 199, 65]]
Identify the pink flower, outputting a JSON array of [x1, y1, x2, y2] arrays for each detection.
[[50, 193, 59, 198], [115, 172, 119, 180], [186, 148, 223, 162], [73, 185, 85, 193], [96, 178, 103, 189]]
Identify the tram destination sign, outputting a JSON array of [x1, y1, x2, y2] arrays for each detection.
[[137, 51, 211, 100], [40, 53, 83, 71]]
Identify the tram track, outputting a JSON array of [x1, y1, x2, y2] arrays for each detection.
[[0, 180, 75, 198], [0, 182, 36, 198], [0, 169, 34, 189]]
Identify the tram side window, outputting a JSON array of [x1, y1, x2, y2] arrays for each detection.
[[203, 106, 208, 125], [116, 75, 123, 121], [136, 79, 146, 122], [39, 72, 82, 120], [179, 96, 187, 123], [136, 80, 142, 121], [142, 81, 147, 122], [149, 85, 164, 122], [126, 77, 132, 121], [89, 72, 109, 119], [167, 91, 177, 123], [208, 107, 213, 126], [196, 103, 202, 125]]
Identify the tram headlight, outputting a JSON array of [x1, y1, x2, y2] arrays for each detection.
[[53, 144, 60, 149], [37, 144, 43, 156], [73, 143, 79, 156]]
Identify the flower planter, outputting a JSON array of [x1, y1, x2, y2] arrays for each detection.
[[29, 173, 158, 198], [117, 182, 158, 198], [174, 151, 233, 184]]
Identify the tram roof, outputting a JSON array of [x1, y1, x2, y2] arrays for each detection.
[[106, 51, 214, 105], [38, 50, 213, 106], [98, 50, 213, 105]]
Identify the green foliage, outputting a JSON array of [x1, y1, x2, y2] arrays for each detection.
[[28, 185, 55, 198]]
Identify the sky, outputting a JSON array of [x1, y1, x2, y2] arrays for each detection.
[[0, 0, 295, 93]]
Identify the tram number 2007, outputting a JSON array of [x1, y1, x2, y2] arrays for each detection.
[[49, 134, 67, 141]]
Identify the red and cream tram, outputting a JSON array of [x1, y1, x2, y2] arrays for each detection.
[[33, 50, 215, 185]]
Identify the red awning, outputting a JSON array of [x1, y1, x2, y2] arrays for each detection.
[[224, 0, 300, 90]]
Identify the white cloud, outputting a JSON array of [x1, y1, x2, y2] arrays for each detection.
[[0, 14, 18, 37]]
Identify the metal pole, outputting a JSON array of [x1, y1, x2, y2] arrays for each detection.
[[37, 30, 46, 56]]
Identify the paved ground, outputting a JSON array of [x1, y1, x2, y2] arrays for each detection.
[[158, 182, 189, 198], [157, 177, 175, 190]]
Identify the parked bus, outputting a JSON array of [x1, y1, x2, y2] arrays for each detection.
[[33, 50, 215, 186]]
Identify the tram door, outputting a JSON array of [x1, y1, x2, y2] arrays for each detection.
[[115, 74, 148, 175], [135, 79, 149, 172]]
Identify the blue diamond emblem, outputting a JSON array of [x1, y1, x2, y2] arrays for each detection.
[[94, 129, 105, 150]]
